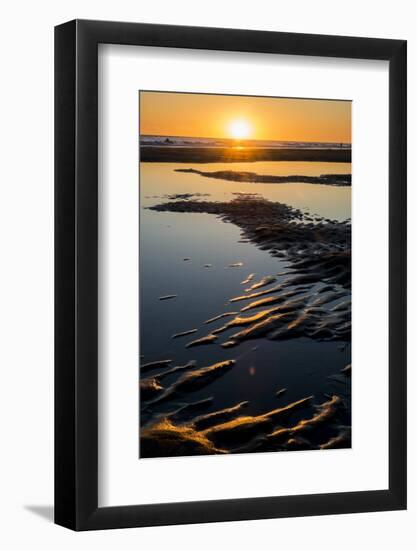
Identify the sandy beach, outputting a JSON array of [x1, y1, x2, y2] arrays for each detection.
[[140, 163, 351, 458], [140, 146, 351, 163], [139, 92, 351, 459]]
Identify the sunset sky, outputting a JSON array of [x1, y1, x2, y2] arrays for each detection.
[[140, 91, 351, 144]]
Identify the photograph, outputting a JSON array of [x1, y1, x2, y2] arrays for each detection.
[[0, 3, 409, 542], [139, 91, 352, 458]]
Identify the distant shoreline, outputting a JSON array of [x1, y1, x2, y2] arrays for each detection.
[[140, 146, 351, 164]]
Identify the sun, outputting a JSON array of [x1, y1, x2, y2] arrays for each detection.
[[228, 119, 251, 140]]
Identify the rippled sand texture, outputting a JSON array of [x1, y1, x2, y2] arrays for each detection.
[[140, 358, 351, 457], [140, 193, 351, 458]]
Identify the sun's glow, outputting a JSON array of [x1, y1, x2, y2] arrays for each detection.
[[228, 119, 251, 140]]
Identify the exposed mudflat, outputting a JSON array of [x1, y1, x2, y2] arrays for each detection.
[[140, 146, 351, 163], [175, 168, 351, 186], [140, 372, 351, 457], [150, 196, 350, 290], [140, 193, 351, 458]]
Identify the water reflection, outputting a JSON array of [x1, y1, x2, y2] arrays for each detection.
[[140, 161, 351, 221], [139, 160, 351, 455]]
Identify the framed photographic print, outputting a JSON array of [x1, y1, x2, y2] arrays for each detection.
[[55, 20, 407, 530]]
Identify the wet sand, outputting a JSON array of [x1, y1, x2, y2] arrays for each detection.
[[140, 193, 351, 458], [149, 196, 350, 280], [141, 381, 350, 457], [175, 168, 351, 186], [140, 146, 351, 163]]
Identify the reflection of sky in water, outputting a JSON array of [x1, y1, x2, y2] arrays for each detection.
[[141, 161, 351, 221], [140, 162, 351, 419]]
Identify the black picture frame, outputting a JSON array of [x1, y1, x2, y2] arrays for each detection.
[[55, 19, 407, 531]]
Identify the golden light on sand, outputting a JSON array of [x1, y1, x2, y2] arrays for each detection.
[[228, 119, 251, 140]]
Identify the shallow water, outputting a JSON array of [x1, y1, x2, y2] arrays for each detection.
[[139, 161, 351, 441], [141, 161, 351, 221]]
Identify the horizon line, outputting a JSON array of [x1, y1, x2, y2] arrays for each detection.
[[140, 133, 352, 145]]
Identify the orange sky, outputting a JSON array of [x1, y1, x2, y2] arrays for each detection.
[[140, 91, 351, 143]]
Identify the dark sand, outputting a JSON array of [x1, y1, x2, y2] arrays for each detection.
[[140, 146, 351, 163], [140, 194, 351, 457], [141, 388, 351, 457], [150, 196, 351, 283], [175, 168, 351, 186]]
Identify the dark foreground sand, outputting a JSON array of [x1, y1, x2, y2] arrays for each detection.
[[140, 146, 351, 163], [140, 194, 351, 458]]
